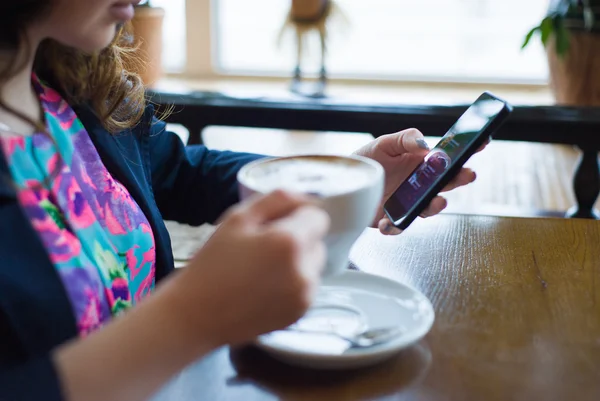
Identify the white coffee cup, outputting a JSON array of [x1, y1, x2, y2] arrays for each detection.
[[237, 155, 384, 276]]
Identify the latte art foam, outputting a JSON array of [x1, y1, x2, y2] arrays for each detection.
[[242, 157, 376, 196]]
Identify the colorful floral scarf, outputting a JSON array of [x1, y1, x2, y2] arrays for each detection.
[[0, 76, 156, 336]]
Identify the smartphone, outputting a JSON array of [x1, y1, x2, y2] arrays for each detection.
[[384, 92, 513, 231]]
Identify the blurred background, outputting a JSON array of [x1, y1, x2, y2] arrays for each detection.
[[132, 0, 600, 221], [146, 0, 550, 83]]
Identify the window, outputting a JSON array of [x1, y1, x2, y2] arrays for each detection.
[[153, 0, 186, 73], [213, 0, 550, 84]]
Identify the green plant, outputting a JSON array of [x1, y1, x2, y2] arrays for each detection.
[[522, 0, 600, 57]]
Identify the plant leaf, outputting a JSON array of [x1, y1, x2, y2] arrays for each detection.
[[540, 17, 554, 46], [521, 26, 540, 49]]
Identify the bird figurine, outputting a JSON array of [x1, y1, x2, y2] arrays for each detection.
[[278, 0, 346, 98]]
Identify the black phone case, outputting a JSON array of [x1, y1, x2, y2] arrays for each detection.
[[385, 91, 513, 231]]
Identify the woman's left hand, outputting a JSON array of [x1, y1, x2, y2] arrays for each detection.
[[354, 128, 485, 235]]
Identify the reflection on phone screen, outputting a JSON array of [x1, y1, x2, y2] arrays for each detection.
[[391, 150, 452, 215]]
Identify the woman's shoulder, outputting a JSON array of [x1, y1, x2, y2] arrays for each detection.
[[73, 102, 160, 138]]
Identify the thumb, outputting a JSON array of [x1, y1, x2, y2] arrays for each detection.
[[269, 205, 330, 247], [240, 190, 318, 225], [380, 128, 430, 157]]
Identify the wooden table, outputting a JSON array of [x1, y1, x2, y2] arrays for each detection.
[[152, 215, 600, 401]]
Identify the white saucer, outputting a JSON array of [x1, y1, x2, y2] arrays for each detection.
[[255, 270, 435, 370]]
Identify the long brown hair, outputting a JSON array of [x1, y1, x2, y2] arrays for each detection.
[[0, 1, 146, 134]]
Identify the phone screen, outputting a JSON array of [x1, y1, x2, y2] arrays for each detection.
[[384, 96, 507, 224]]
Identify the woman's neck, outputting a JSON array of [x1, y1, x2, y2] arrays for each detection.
[[0, 40, 43, 136]]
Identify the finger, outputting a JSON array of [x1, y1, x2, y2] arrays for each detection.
[[440, 168, 477, 192], [420, 196, 448, 218], [378, 128, 430, 158], [378, 218, 403, 236], [299, 241, 327, 285], [270, 205, 331, 246], [239, 190, 319, 225], [477, 138, 491, 153]]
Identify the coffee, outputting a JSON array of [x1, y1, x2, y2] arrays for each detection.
[[240, 156, 377, 197], [238, 155, 384, 277]]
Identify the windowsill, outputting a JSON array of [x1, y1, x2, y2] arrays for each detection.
[[153, 74, 555, 107]]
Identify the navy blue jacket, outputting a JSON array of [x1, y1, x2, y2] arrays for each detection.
[[0, 104, 262, 400]]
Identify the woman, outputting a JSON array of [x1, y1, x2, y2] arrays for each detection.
[[0, 1, 478, 401]]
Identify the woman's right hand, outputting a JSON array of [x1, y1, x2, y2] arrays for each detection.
[[55, 190, 329, 401], [166, 190, 330, 348]]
